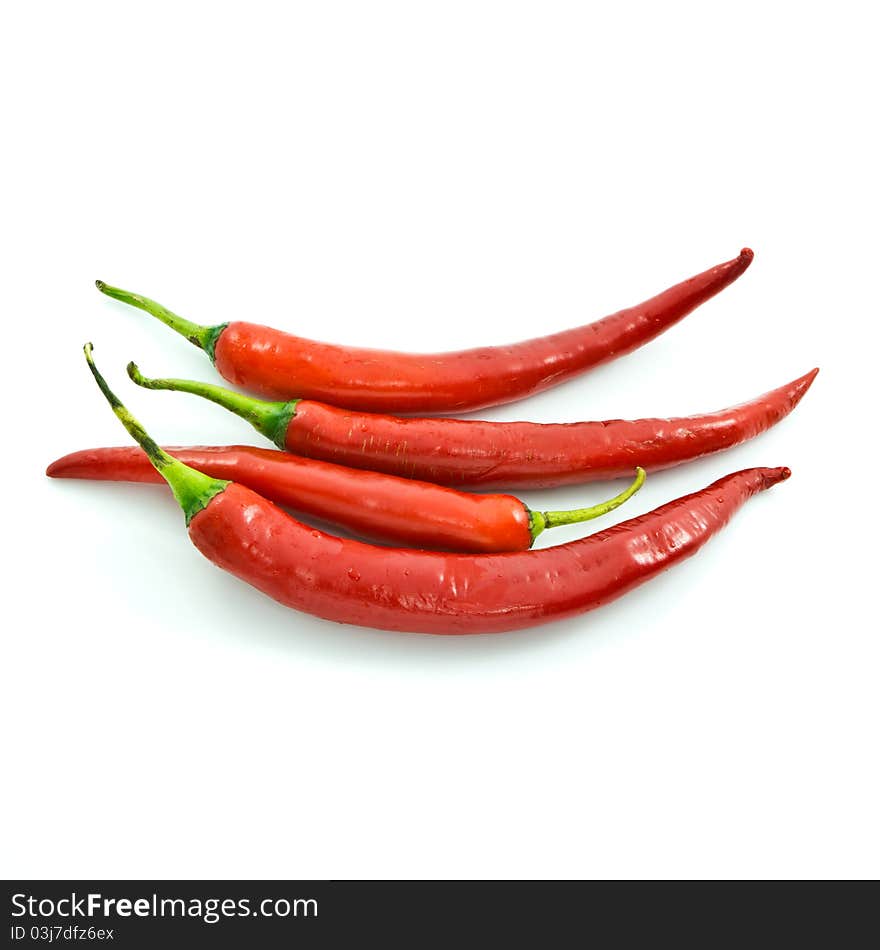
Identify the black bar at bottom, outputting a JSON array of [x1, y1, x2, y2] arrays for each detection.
[[3, 880, 874, 948]]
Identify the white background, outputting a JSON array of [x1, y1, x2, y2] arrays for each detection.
[[2, 2, 877, 879]]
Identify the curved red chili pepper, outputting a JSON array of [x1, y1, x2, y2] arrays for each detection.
[[127, 364, 817, 489], [45, 445, 644, 553], [96, 249, 753, 414], [82, 344, 790, 635]]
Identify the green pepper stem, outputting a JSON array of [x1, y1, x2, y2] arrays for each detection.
[[528, 467, 646, 543], [127, 362, 298, 450], [95, 281, 227, 362], [84, 344, 229, 525]]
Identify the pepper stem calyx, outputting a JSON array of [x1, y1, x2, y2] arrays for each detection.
[[126, 362, 299, 450], [528, 467, 646, 543], [84, 344, 229, 525], [95, 280, 227, 363]]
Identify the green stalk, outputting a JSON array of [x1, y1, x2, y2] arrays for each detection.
[[84, 344, 229, 525], [95, 281, 227, 362], [127, 363, 298, 450], [528, 467, 646, 543]]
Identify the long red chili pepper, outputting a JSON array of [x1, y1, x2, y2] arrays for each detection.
[[126, 363, 817, 489], [96, 249, 753, 414], [45, 444, 644, 553], [82, 344, 790, 635]]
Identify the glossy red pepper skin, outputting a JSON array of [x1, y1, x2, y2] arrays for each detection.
[[189, 466, 789, 634], [102, 249, 753, 413], [279, 369, 816, 488], [46, 445, 532, 552], [215, 249, 752, 412], [82, 346, 793, 636]]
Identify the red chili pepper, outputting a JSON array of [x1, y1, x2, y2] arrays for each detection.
[[45, 444, 644, 553], [96, 249, 753, 414], [126, 363, 817, 489], [82, 344, 790, 635]]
